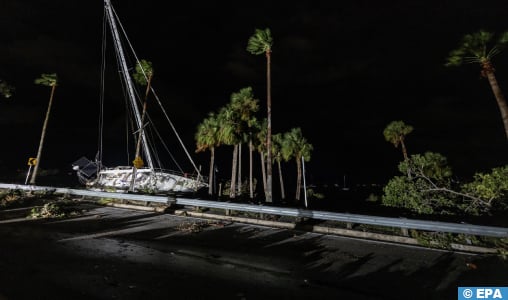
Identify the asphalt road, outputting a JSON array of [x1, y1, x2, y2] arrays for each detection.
[[0, 204, 507, 300]]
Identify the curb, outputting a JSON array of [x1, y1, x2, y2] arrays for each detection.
[[175, 209, 498, 254], [102, 202, 168, 212]]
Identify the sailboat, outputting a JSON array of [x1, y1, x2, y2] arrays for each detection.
[[72, 0, 207, 194]]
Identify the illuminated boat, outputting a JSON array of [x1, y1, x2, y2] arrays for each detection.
[[72, 0, 207, 195]]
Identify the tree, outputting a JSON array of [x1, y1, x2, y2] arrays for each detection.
[[383, 120, 413, 161], [130, 59, 154, 190], [247, 27, 274, 203], [218, 87, 260, 199], [195, 112, 222, 196], [446, 30, 508, 140], [461, 165, 508, 213], [272, 133, 286, 200], [382, 152, 456, 215], [216, 106, 241, 198], [382, 152, 508, 216], [30, 73, 58, 184], [229, 87, 259, 199], [255, 118, 268, 196], [0, 80, 14, 99], [282, 128, 313, 202], [247, 118, 261, 199]]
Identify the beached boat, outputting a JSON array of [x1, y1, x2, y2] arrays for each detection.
[[72, 0, 207, 194]]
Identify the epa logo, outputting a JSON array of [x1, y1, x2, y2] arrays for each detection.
[[459, 287, 506, 299]]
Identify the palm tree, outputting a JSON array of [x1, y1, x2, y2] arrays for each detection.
[[229, 87, 259, 199], [383, 120, 413, 161], [30, 73, 58, 184], [0, 80, 14, 98], [195, 112, 221, 196], [255, 118, 268, 196], [446, 30, 508, 140], [247, 118, 261, 199], [282, 128, 313, 202], [272, 133, 286, 200], [130, 59, 154, 190], [216, 106, 241, 198], [384, 120, 413, 179], [247, 27, 274, 203]]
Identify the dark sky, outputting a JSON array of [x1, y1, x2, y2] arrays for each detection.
[[1, 0, 508, 186]]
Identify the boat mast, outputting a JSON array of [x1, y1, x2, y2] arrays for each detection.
[[104, 0, 154, 170]]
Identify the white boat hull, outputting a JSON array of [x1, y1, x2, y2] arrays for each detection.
[[86, 167, 207, 194]]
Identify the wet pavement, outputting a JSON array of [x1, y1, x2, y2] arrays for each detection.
[[0, 204, 507, 299]]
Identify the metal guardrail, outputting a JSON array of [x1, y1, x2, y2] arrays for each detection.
[[1, 183, 507, 238], [0, 183, 174, 204]]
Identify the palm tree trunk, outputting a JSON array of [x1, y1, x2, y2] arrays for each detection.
[[485, 70, 508, 140], [230, 144, 238, 198], [208, 147, 215, 195], [237, 143, 242, 196], [249, 140, 254, 199], [400, 138, 408, 161], [30, 85, 56, 184], [260, 152, 267, 196], [265, 51, 273, 203], [400, 138, 411, 179], [295, 156, 302, 201], [277, 160, 285, 200], [130, 74, 153, 191]]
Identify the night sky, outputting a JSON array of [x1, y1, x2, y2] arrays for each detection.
[[1, 0, 508, 187]]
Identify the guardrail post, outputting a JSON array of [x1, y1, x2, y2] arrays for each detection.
[[400, 217, 409, 236], [401, 227, 409, 236], [167, 195, 176, 207]]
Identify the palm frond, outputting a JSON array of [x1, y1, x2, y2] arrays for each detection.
[[0, 80, 14, 98], [445, 48, 465, 67], [133, 59, 153, 86], [498, 31, 508, 45], [445, 30, 508, 67], [487, 46, 501, 60], [34, 73, 58, 86], [462, 56, 482, 64], [246, 28, 273, 55]]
